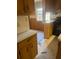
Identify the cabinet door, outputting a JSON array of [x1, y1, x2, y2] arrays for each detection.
[[17, 0, 35, 15], [23, 0, 29, 15], [27, 43, 33, 59], [19, 45, 30, 59], [17, 0, 25, 15], [18, 40, 30, 59], [30, 35, 38, 59], [27, 0, 35, 15]]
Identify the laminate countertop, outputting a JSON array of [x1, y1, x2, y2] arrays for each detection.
[[17, 30, 37, 43]]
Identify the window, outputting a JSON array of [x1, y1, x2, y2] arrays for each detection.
[[36, 8, 43, 21], [34, 0, 43, 21], [45, 12, 51, 23]]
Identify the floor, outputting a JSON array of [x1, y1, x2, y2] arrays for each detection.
[[37, 31, 45, 53], [37, 31, 44, 46], [36, 32, 58, 59]]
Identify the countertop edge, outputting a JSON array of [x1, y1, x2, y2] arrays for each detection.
[[17, 29, 37, 43]]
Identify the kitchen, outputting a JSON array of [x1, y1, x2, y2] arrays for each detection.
[[17, 0, 61, 59]]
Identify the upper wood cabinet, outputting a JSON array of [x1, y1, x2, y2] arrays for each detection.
[[27, 0, 35, 15], [17, 0, 25, 15], [17, 0, 35, 15], [42, 0, 61, 14]]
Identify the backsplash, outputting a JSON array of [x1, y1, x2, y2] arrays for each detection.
[[17, 16, 30, 34]]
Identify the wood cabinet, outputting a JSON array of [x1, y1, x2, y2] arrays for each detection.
[[17, 0, 25, 15], [17, 34, 38, 59], [27, 0, 35, 15], [17, 0, 35, 15], [17, 45, 21, 59], [29, 18, 44, 31], [44, 23, 53, 39], [42, 0, 61, 17], [53, 0, 61, 11], [56, 41, 61, 59], [44, 0, 61, 11]]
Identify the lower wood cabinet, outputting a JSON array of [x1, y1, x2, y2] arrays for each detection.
[[17, 34, 38, 59], [44, 23, 53, 39]]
